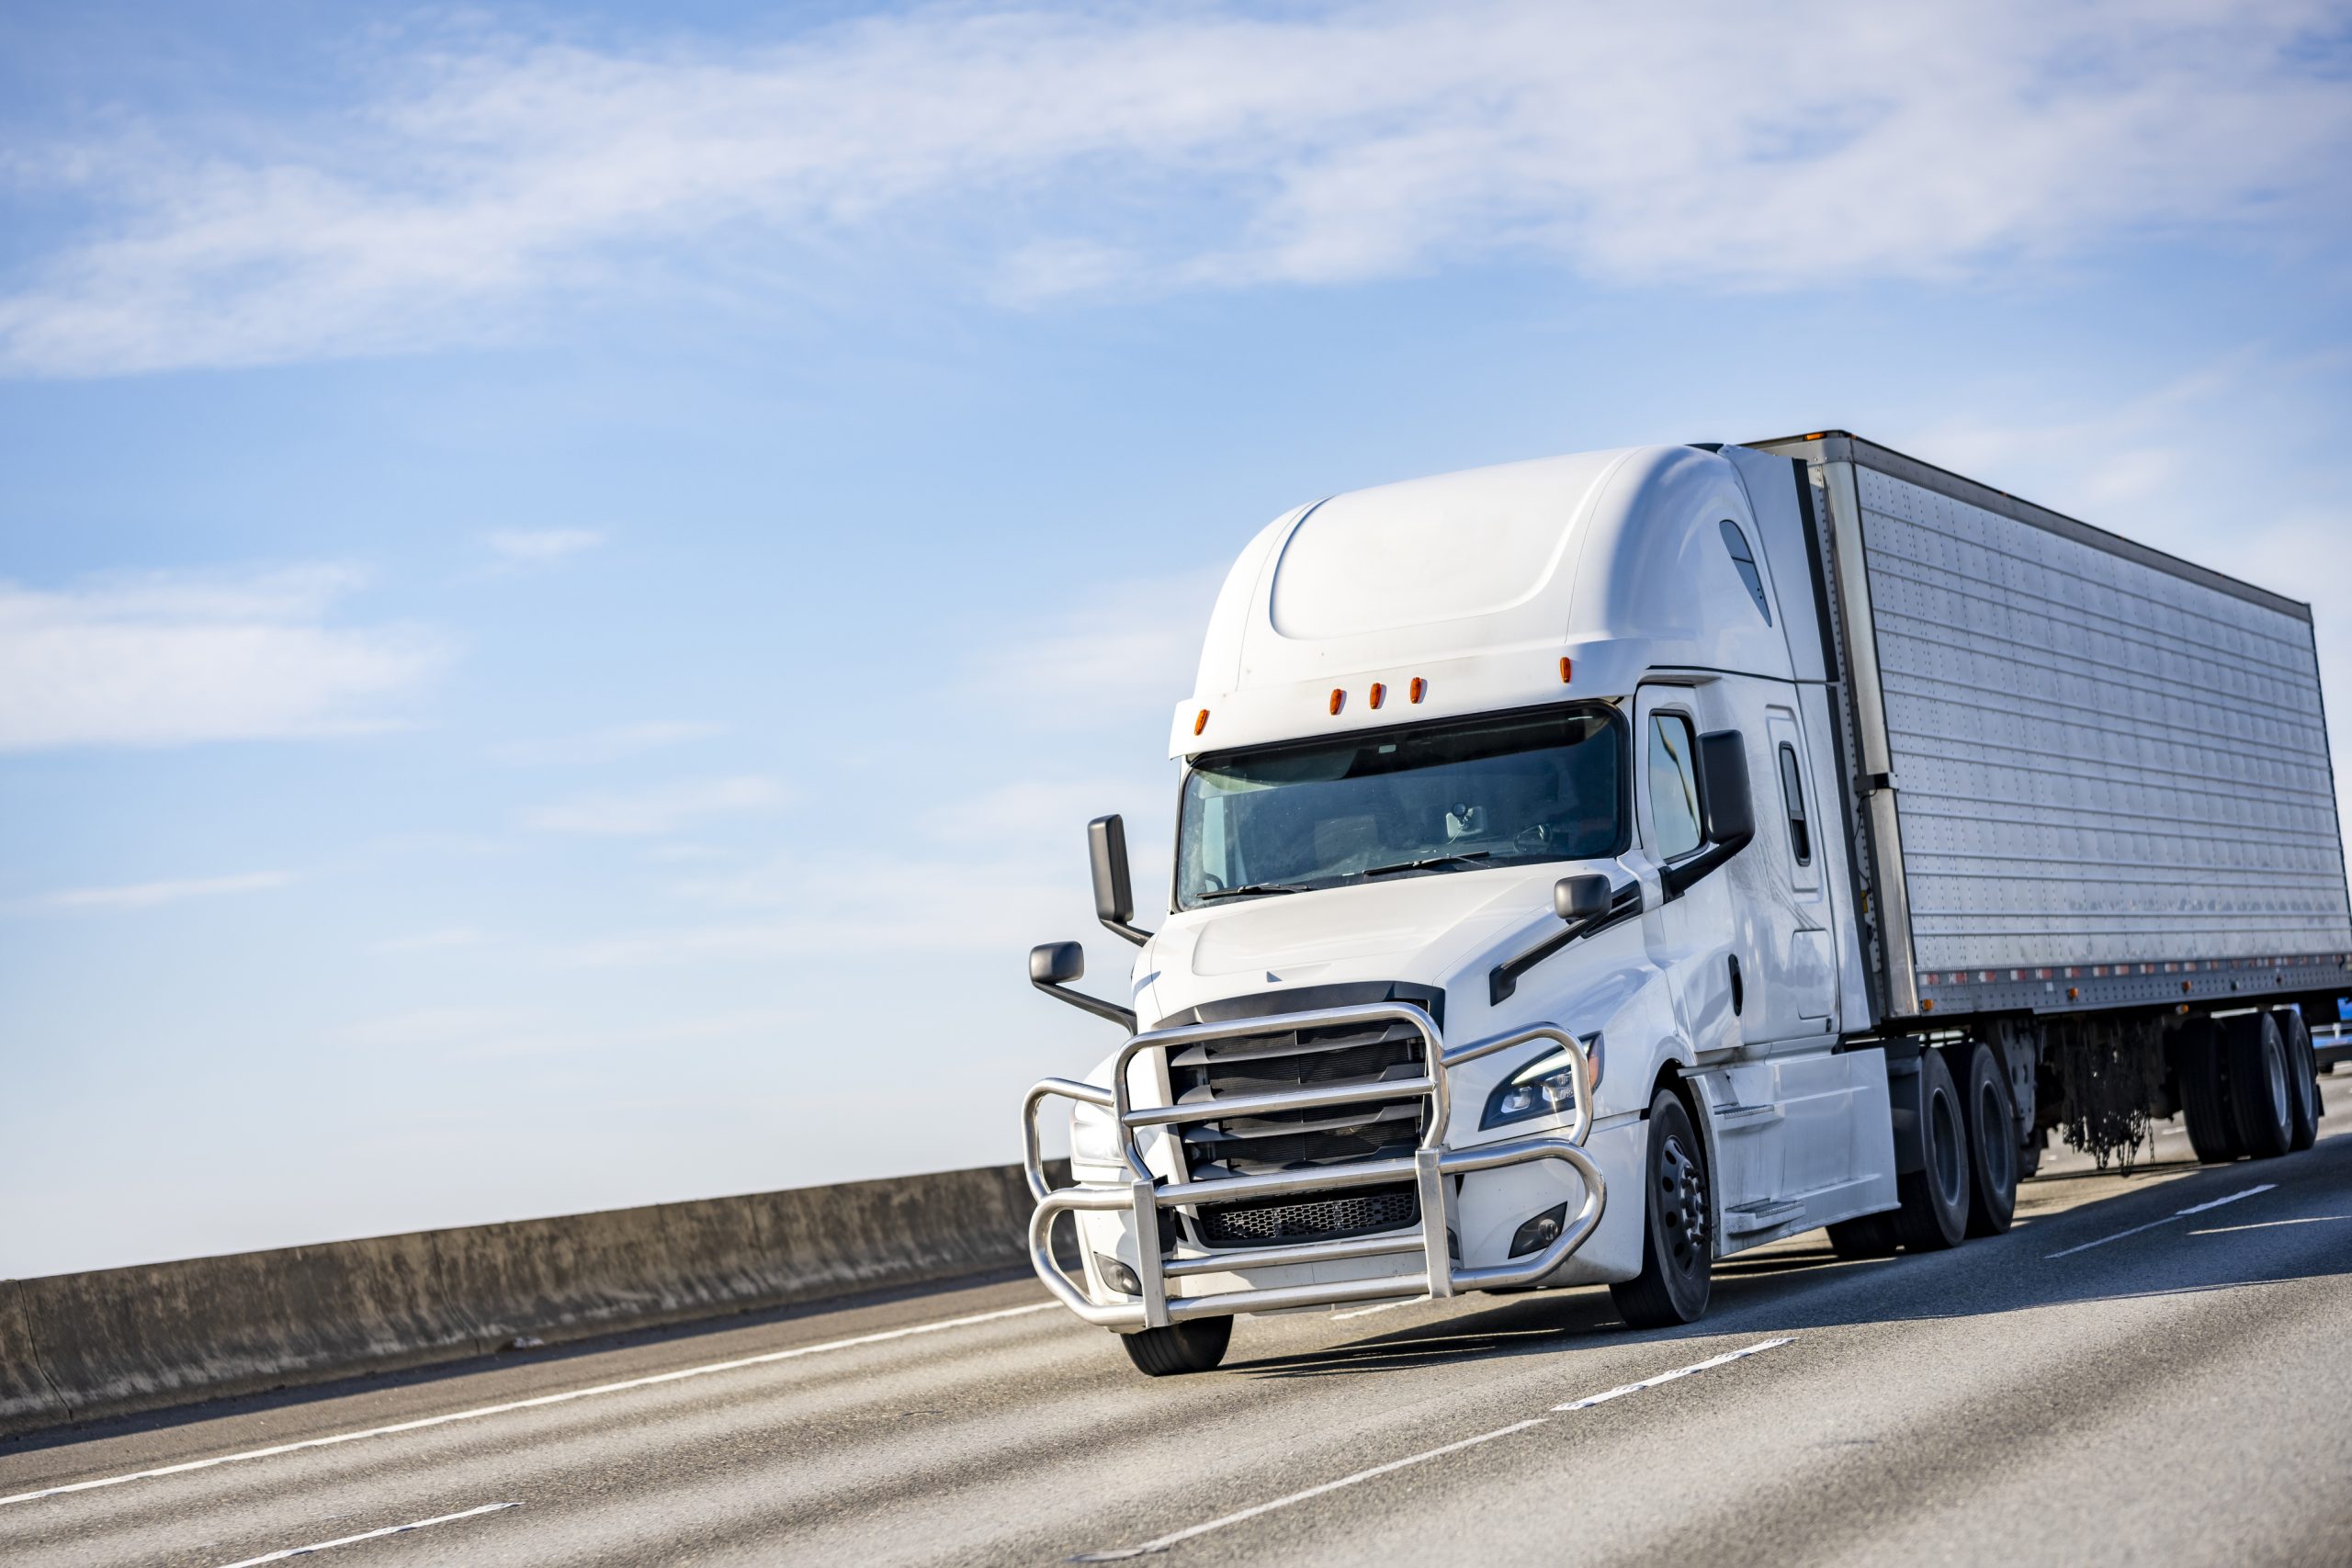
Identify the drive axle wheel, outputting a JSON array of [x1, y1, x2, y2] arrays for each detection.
[[1611, 1089, 1713, 1328], [1826, 1211, 1900, 1259], [1119, 1317, 1231, 1377], [1894, 1048, 1968, 1252], [1955, 1042, 2018, 1237]]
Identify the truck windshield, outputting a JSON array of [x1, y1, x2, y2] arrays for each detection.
[[1176, 705, 1625, 908]]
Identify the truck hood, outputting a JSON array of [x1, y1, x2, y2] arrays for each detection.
[[1135, 864, 1587, 1026]]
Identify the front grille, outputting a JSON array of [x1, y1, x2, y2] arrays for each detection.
[[1163, 1012, 1430, 1248], [1196, 1183, 1419, 1247]]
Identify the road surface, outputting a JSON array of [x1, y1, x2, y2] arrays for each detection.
[[6, 1078, 2350, 1568]]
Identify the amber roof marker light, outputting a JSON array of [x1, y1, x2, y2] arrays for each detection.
[[1329, 689, 1345, 716], [1559, 657, 1573, 683], [1408, 677, 1426, 704], [1368, 682, 1386, 709], [1193, 708, 1209, 737]]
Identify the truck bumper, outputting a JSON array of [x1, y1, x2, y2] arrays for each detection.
[[1021, 1001, 1609, 1329]]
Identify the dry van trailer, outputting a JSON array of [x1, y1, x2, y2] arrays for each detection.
[[1748, 432, 2352, 1162]]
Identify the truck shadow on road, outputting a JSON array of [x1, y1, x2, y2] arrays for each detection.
[[1226, 1134, 2352, 1381]]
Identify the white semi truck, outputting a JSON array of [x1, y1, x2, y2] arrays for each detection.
[[1020, 432, 2352, 1376]]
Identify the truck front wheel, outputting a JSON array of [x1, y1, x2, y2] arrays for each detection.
[[1120, 1317, 1232, 1377], [1610, 1089, 1713, 1328]]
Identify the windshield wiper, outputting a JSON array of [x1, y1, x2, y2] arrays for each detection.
[[1361, 851, 1492, 877], [1198, 880, 1314, 901]]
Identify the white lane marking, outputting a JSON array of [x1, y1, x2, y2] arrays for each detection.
[[210, 1502, 516, 1566], [1074, 1337, 1793, 1560], [2188, 1214, 2349, 1235], [1330, 1296, 1427, 1320], [1553, 1337, 1793, 1411], [0, 1302, 1057, 1508], [1072, 1419, 1551, 1560], [2045, 1184, 2277, 1259]]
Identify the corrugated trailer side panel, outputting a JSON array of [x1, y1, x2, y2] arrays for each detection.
[[1757, 434, 2352, 1022]]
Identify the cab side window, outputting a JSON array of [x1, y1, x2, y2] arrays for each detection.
[[1646, 713, 1702, 859]]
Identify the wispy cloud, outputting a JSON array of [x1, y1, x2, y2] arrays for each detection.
[[5, 2, 2346, 376], [29, 869, 296, 910], [967, 568, 1223, 731], [0, 566, 446, 750], [483, 528, 605, 565], [492, 719, 722, 766], [523, 774, 786, 835], [370, 925, 487, 953]]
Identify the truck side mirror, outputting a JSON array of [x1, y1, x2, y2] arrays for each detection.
[[1027, 941, 1136, 1031], [1555, 874, 1611, 922], [1030, 941, 1085, 986], [1089, 815, 1152, 946], [1697, 729, 1756, 850]]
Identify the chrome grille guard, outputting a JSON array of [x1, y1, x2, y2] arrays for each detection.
[[1021, 1002, 1607, 1328]]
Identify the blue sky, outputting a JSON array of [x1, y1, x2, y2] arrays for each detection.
[[4, 1, 2349, 1277]]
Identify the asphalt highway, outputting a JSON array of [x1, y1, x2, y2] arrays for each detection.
[[7, 1078, 2350, 1568]]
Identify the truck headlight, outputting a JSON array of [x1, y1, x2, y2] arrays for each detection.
[[1480, 1034, 1603, 1129]]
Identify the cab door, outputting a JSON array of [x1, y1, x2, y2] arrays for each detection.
[[1744, 705, 1838, 1043], [1633, 684, 1738, 1059]]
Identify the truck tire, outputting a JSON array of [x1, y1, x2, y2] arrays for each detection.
[[1610, 1090, 1713, 1328], [2175, 1016, 2240, 1164], [1119, 1317, 1232, 1376], [1955, 1043, 2018, 1237], [2274, 1008, 2319, 1153], [2224, 1011, 2295, 1160], [1826, 1211, 1900, 1259], [1894, 1048, 1968, 1252]]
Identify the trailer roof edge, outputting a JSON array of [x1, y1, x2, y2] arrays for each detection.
[[1743, 430, 2312, 625]]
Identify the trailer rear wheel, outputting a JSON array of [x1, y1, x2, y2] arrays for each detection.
[[1955, 1043, 2018, 1237], [1119, 1316, 1232, 1377], [2224, 1011, 2295, 1161], [1894, 1048, 1968, 1252], [1610, 1090, 1713, 1328], [2274, 1008, 2319, 1153], [2176, 1016, 2239, 1164]]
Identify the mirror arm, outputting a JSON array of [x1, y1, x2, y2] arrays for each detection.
[[1659, 825, 1754, 902], [1489, 881, 1643, 1006], [1099, 914, 1153, 947], [1030, 976, 1137, 1031]]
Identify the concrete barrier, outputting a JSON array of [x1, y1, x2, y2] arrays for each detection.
[[0, 1160, 1057, 1439]]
